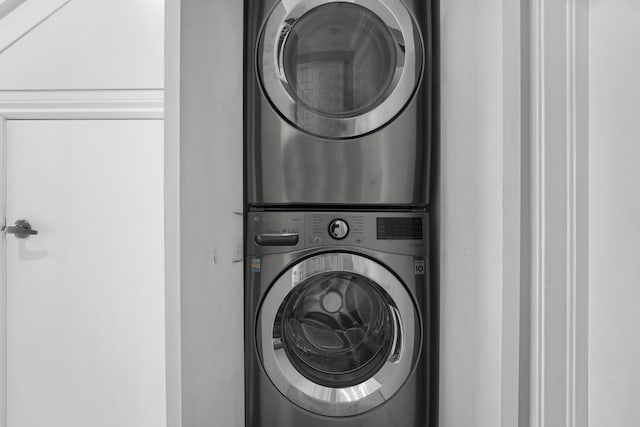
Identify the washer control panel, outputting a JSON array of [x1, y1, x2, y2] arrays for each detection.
[[328, 219, 349, 240], [304, 212, 427, 255], [247, 211, 428, 256]]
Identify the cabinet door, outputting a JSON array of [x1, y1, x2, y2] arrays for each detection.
[[3, 119, 165, 427]]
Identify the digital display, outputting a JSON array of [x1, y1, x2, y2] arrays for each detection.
[[376, 217, 423, 240]]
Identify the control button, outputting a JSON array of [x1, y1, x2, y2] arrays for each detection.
[[313, 236, 322, 245], [328, 219, 349, 240]]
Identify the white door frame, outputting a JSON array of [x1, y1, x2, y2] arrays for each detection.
[[0, 88, 163, 427], [527, 0, 589, 426]]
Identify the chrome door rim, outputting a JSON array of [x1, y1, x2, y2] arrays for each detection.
[[258, 0, 423, 139], [257, 253, 419, 417]]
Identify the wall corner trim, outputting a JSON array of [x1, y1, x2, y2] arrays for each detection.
[[528, 0, 589, 426], [501, 0, 525, 426]]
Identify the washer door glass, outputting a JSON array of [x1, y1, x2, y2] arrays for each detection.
[[279, 272, 395, 388], [259, 0, 423, 139], [282, 3, 397, 118], [257, 252, 419, 417]]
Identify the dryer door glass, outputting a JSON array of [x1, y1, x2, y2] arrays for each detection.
[[259, 0, 423, 139], [278, 271, 395, 388], [282, 3, 397, 117]]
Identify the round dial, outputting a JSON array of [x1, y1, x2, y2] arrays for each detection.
[[328, 219, 349, 240]]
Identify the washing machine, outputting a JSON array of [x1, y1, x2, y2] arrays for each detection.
[[245, 211, 434, 426], [245, 0, 434, 206]]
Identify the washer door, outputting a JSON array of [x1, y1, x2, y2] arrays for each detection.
[[258, 0, 423, 139], [257, 253, 420, 416]]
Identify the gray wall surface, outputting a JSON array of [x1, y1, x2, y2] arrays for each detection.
[[589, 1, 640, 425], [166, 0, 245, 426], [439, 0, 509, 425]]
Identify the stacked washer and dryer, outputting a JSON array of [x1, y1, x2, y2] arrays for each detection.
[[244, 0, 436, 426]]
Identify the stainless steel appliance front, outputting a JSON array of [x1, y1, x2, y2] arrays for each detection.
[[245, 0, 434, 206], [245, 211, 434, 426]]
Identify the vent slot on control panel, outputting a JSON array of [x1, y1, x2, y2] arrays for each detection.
[[376, 217, 423, 240]]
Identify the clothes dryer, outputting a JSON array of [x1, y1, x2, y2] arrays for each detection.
[[245, 0, 434, 206], [245, 211, 434, 426]]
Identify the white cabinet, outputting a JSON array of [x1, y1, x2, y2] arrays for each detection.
[[4, 119, 165, 427]]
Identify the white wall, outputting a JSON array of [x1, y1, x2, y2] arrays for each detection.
[[0, 0, 163, 89], [0, 0, 69, 54], [170, 1, 245, 426], [589, 1, 640, 426], [439, 1, 507, 426]]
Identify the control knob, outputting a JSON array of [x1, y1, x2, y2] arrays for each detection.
[[328, 219, 349, 240]]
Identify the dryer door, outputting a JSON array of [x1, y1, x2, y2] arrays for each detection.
[[258, 0, 423, 139], [257, 252, 420, 416]]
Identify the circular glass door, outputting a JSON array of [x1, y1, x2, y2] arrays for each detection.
[[257, 253, 420, 417], [280, 272, 395, 388], [258, 0, 423, 139], [282, 4, 397, 118]]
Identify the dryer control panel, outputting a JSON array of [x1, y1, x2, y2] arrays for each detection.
[[247, 211, 428, 256]]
